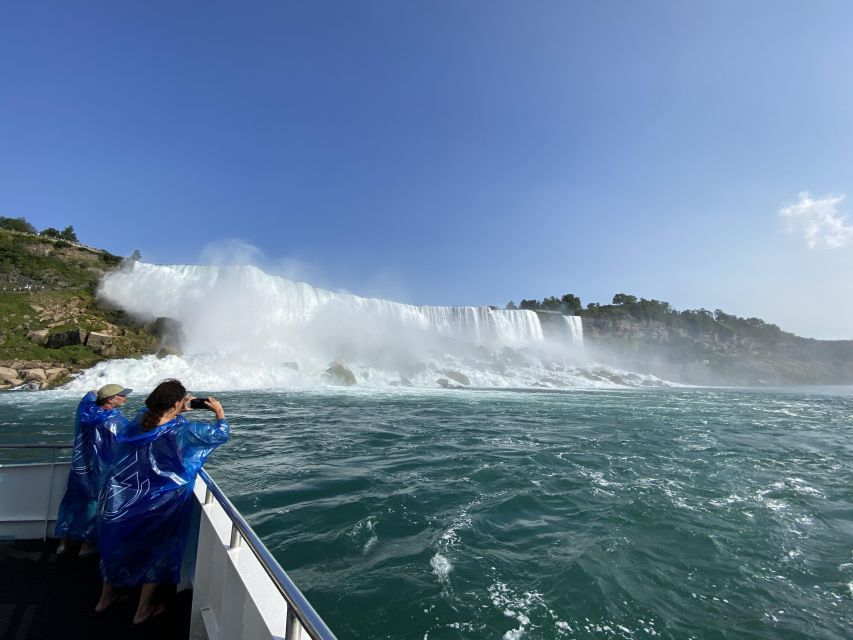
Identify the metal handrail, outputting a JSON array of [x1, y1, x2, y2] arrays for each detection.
[[0, 444, 73, 449], [0, 443, 72, 539], [0, 445, 335, 638], [198, 469, 338, 640]]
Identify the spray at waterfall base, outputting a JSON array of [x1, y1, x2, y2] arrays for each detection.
[[65, 262, 669, 392]]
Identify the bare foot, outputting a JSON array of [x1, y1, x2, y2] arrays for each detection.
[[79, 542, 97, 558], [132, 603, 165, 625], [94, 594, 120, 613]]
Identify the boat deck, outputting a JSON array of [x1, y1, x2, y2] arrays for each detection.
[[0, 539, 191, 640]]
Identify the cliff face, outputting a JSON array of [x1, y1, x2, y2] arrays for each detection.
[[0, 230, 158, 388], [582, 316, 853, 386]]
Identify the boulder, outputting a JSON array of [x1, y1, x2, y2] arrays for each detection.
[[0, 366, 20, 383], [323, 362, 357, 386], [27, 329, 49, 346], [86, 331, 114, 355], [22, 368, 47, 382], [46, 329, 85, 349], [45, 368, 68, 381], [149, 316, 181, 338], [148, 317, 184, 353], [436, 377, 464, 389], [442, 370, 470, 386], [282, 362, 300, 371]]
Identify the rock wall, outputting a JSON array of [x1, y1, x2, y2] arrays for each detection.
[[582, 316, 853, 386]]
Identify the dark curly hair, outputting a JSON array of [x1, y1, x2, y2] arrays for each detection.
[[140, 379, 186, 432]]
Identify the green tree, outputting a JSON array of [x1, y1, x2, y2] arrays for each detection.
[[613, 293, 638, 306], [541, 296, 562, 311], [60, 225, 78, 242], [505, 301, 517, 310], [0, 216, 37, 234], [40, 227, 62, 238], [714, 309, 732, 322], [560, 293, 582, 314], [519, 299, 542, 311]]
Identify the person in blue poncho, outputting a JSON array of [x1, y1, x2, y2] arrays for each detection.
[[95, 379, 229, 624], [55, 383, 132, 557]]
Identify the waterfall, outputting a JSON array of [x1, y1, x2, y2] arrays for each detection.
[[563, 315, 584, 345], [56, 262, 671, 391], [96, 262, 547, 352]]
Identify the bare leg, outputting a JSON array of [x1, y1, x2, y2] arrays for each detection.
[[95, 582, 116, 612], [56, 537, 69, 555], [132, 583, 163, 624]]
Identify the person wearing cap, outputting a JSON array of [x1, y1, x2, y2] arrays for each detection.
[[54, 384, 133, 557]]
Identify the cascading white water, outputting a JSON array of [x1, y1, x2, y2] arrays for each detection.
[[96, 262, 548, 352], [563, 315, 584, 345], [60, 262, 668, 392]]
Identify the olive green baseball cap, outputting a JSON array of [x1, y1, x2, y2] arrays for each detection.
[[96, 384, 132, 401]]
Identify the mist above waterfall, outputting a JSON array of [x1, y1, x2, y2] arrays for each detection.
[[62, 262, 668, 392]]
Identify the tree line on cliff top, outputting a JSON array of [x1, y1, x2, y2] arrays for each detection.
[[0, 216, 122, 291], [0, 215, 78, 243], [505, 293, 790, 341]]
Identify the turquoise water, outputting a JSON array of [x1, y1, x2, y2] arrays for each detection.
[[2, 386, 853, 639]]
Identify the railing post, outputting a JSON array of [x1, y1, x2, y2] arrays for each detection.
[[194, 469, 337, 640], [285, 607, 299, 640], [43, 447, 59, 541]]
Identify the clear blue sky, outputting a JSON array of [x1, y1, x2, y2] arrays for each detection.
[[2, 1, 852, 339]]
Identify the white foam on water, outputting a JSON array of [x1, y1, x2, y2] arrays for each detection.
[[488, 581, 547, 640], [430, 553, 453, 583], [438, 501, 476, 550], [350, 516, 379, 555], [784, 477, 824, 498]]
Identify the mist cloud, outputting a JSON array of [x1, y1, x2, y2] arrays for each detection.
[[779, 191, 853, 249], [199, 239, 321, 285], [199, 239, 266, 266], [197, 238, 408, 301]]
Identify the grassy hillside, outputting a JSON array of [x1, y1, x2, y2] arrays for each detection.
[[0, 228, 157, 387], [0, 229, 121, 290]]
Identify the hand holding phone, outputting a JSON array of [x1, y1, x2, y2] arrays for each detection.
[[189, 397, 210, 410]]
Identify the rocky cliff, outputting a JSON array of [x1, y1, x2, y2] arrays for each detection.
[[583, 315, 853, 386], [0, 229, 159, 388]]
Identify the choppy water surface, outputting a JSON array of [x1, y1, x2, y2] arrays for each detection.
[[2, 386, 853, 639]]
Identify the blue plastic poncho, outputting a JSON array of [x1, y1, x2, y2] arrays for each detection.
[[98, 412, 229, 587], [54, 391, 130, 540]]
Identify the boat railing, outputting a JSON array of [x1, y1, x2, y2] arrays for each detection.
[[195, 469, 337, 640], [0, 444, 337, 640], [0, 443, 72, 540]]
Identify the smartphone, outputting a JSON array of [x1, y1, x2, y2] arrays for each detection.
[[189, 397, 210, 410]]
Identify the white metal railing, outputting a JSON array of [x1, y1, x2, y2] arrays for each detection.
[[0, 444, 72, 540], [191, 469, 337, 640], [0, 444, 337, 640]]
